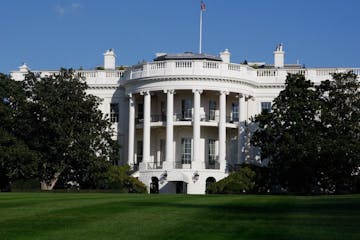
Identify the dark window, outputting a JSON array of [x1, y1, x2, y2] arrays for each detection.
[[137, 141, 143, 163], [261, 102, 272, 113], [181, 99, 192, 120], [209, 100, 216, 120], [110, 103, 119, 123], [232, 103, 239, 122], [137, 103, 144, 120]]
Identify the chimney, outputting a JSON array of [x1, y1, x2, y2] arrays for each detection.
[[274, 44, 285, 68], [220, 49, 231, 63], [104, 49, 116, 70]]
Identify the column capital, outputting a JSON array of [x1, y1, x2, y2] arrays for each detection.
[[245, 95, 255, 101], [163, 89, 175, 94], [237, 93, 245, 98], [192, 89, 203, 94], [140, 90, 150, 96], [219, 90, 229, 95]]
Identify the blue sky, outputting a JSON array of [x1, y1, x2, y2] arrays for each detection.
[[1, 0, 360, 73]]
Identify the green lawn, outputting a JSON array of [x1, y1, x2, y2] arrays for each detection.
[[0, 193, 359, 240]]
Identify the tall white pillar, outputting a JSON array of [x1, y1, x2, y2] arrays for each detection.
[[128, 93, 135, 167], [165, 89, 174, 164], [142, 91, 151, 165], [192, 89, 202, 169], [238, 94, 246, 164], [219, 91, 228, 171]]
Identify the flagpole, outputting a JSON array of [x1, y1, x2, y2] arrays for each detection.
[[199, 7, 203, 54]]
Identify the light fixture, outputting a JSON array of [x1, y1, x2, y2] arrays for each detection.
[[162, 170, 168, 180], [193, 171, 199, 182]]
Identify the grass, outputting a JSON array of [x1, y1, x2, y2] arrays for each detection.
[[0, 193, 359, 240]]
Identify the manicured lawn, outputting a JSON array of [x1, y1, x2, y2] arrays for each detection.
[[0, 193, 359, 240]]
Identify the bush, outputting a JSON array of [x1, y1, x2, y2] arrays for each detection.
[[207, 166, 255, 194], [11, 178, 39, 191], [106, 165, 147, 193]]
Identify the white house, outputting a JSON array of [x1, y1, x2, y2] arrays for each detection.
[[11, 45, 360, 194]]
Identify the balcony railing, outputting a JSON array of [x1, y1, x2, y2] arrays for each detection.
[[147, 162, 163, 169], [174, 162, 192, 169], [204, 160, 220, 169], [151, 114, 166, 122]]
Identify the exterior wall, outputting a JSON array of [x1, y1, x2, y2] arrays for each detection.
[[10, 51, 360, 194]]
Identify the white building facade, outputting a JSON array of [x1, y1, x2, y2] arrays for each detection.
[[11, 46, 360, 194]]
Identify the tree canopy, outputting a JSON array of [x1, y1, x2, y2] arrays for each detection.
[[251, 73, 360, 193]]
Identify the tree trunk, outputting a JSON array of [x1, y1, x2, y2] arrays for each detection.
[[40, 172, 61, 191]]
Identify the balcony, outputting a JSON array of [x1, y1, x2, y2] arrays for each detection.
[[147, 162, 163, 170], [174, 162, 192, 169]]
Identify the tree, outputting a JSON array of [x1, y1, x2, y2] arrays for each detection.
[[251, 74, 321, 193], [19, 69, 119, 190], [316, 72, 360, 192], [0, 73, 37, 191]]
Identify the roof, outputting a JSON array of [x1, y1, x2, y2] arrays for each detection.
[[154, 52, 222, 62]]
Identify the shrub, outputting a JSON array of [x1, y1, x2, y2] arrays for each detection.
[[207, 166, 255, 194], [106, 165, 147, 193]]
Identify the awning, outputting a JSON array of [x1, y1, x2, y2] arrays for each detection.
[[166, 172, 190, 183]]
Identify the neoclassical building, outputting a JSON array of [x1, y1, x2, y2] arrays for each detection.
[[11, 46, 360, 194]]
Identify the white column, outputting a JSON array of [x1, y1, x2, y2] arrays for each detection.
[[165, 89, 174, 164], [128, 93, 135, 167], [192, 89, 202, 169], [219, 91, 228, 171], [142, 91, 151, 165], [238, 94, 246, 164]]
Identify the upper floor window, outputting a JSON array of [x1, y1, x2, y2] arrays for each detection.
[[181, 99, 192, 120], [231, 103, 239, 122], [261, 102, 272, 113], [137, 103, 144, 120], [110, 103, 119, 123], [209, 100, 217, 120]]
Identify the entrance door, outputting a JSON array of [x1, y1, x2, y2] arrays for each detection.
[[176, 181, 187, 194], [150, 177, 159, 194]]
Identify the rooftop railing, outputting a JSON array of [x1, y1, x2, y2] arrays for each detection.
[[123, 59, 360, 84]]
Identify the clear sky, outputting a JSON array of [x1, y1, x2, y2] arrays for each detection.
[[1, 0, 360, 73]]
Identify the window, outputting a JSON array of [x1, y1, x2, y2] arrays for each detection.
[[208, 139, 216, 165], [181, 99, 192, 120], [137, 103, 144, 120], [261, 102, 272, 113], [159, 139, 165, 163], [110, 103, 119, 123], [209, 100, 216, 120], [136, 141, 143, 163], [181, 138, 192, 164], [232, 103, 239, 122]]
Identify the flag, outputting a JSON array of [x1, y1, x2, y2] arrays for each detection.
[[200, 1, 206, 11]]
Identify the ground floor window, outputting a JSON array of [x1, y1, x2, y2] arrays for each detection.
[[181, 138, 192, 164], [208, 139, 216, 165]]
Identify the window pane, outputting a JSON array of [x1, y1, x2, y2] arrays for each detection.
[[181, 138, 192, 164], [110, 103, 119, 123], [261, 102, 271, 113]]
